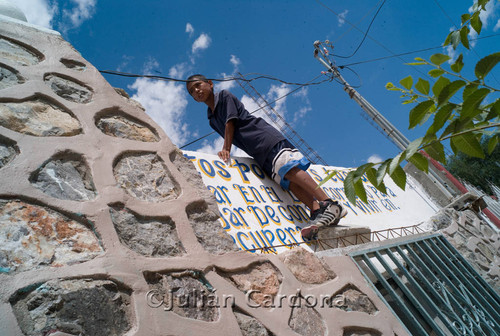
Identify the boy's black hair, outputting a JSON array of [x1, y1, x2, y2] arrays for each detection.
[[186, 74, 209, 86]]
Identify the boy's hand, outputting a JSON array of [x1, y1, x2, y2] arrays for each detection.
[[218, 150, 231, 165]]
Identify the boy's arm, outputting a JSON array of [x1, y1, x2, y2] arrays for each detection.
[[219, 119, 236, 164]]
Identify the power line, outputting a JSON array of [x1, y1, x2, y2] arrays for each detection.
[[179, 74, 330, 149], [333, 0, 387, 59], [99, 69, 328, 87], [332, 0, 386, 44], [338, 33, 500, 68]]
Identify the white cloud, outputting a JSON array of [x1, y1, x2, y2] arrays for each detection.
[[468, 0, 499, 47], [142, 56, 160, 74], [495, 18, 500, 31], [444, 44, 458, 62], [116, 55, 134, 72], [292, 87, 312, 122], [192, 33, 211, 54], [230, 55, 241, 67], [338, 9, 348, 27], [186, 22, 194, 36], [197, 138, 248, 158], [214, 54, 241, 91], [267, 84, 291, 119], [15, 0, 57, 28], [129, 64, 190, 145], [367, 154, 383, 164], [63, 0, 96, 28]]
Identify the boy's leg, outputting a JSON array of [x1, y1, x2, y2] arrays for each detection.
[[285, 167, 330, 204], [285, 168, 348, 239]]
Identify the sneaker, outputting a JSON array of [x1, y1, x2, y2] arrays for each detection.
[[301, 201, 347, 239]]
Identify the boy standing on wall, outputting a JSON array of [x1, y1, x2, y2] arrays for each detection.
[[186, 74, 347, 239]]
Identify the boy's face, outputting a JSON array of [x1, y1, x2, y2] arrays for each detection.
[[187, 79, 213, 103]]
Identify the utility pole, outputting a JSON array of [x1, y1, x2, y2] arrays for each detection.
[[313, 40, 458, 200]]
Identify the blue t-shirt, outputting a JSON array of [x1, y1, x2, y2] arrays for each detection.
[[207, 90, 285, 166]]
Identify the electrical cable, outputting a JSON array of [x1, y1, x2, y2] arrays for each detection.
[[179, 74, 330, 149], [332, 0, 387, 59], [337, 33, 500, 68], [99, 70, 328, 87], [333, 0, 386, 44]]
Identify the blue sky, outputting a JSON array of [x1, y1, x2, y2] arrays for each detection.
[[15, 0, 500, 167]]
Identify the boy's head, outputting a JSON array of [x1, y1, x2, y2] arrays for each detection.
[[186, 74, 214, 103]]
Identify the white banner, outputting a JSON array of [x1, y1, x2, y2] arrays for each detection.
[[183, 151, 437, 254]]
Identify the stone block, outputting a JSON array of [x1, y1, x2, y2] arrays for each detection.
[[44, 74, 93, 104], [59, 58, 86, 71], [109, 204, 185, 257], [0, 97, 82, 136], [288, 302, 326, 336], [331, 285, 377, 314], [279, 247, 335, 284], [96, 114, 159, 142], [0, 36, 42, 66], [10, 279, 131, 336], [221, 262, 282, 308], [30, 152, 97, 201], [0, 64, 24, 90], [0, 199, 103, 273], [234, 310, 272, 336], [0, 136, 18, 169], [113, 152, 179, 202], [145, 270, 219, 322], [186, 201, 239, 254]]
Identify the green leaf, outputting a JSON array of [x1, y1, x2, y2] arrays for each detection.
[[385, 82, 401, 91], [488, 136, 498, 155], [461, 87, 491, 120], [406, 137, 424, 158], [376, 160, 391, 185], [441, 119, 473, 138], [429, 69, 445, 78], [390, 165, 407, 190], [450, 54, 464, 73], [487, 99, 500, 120], [414, 57, 425, 62], [461, 13, 471, 25], [399, 76, 413, 90], [430, 53, 451, 66], [353, 163, 373, 182], [426, 103, 455, 135], [365, 167, 378, 186], [463, 83, 479, 101], [475, 52, 500, 80], [409, 100, 435, 129], [389, 152, 406, 175], [451, 133, 485, 158], [408, 152, 429, 173], [415, 78, 430, 95], [437, 80, 466, 107], [470, 11, 482, 34], [354, 179, 368, 203], [450, 31, 461, 49], [432, 77, 451, 97], [344, 171, 356, 204], [443, 31, 453, 46], [460, 26, 470, 49], [425, 141, 446, 163], [406, 62, 427, 65], [318, 169, 338, 187]]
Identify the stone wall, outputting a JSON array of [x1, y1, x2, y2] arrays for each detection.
[[0, 16, 410, 336]]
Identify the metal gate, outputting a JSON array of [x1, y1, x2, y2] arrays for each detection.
[[350, 234, 500, 335]]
